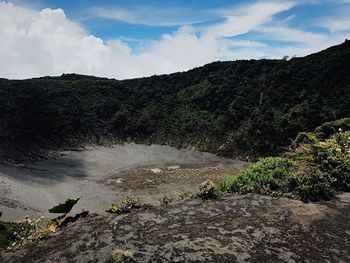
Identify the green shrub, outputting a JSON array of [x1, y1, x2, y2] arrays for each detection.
[[314, 118, 350, 139], [220, 157, 292, 196], [218, 123, 350, 202], [197, 180, 220, 199], [106, 197, 141, 214], [289, 169, 334, 201], [312, 131, 350, 191]]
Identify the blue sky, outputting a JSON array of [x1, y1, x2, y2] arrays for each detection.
[[1, 0, 350, 79]]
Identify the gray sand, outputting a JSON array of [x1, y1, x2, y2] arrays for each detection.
[[0, 144, 247, 221]]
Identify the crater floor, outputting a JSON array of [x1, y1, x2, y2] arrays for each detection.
[[0, 144, 248, 221]]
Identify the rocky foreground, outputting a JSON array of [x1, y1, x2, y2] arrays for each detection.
[[1, 193, 350, 263]]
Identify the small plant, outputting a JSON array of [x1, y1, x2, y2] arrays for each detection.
[[106, 197, 141, 214], [47, 196, 82, 233], [197, 180, 220, 199], [47, 210, 89, 233], [48, 196, 81, 214]]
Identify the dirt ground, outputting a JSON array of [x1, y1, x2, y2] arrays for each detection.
[[1, 193, 350, 263]]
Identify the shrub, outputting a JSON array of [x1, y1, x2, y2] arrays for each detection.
[[314, 118, 350, 139], [311, 131, 350, 191], [106, 197, 141, 214], [218, 123, 350, 202], [220, 157, 292, 196], [197, 180, 220, 199], [289, 169, 334, 201]]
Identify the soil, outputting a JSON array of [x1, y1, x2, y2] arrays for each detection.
[[1, 193, 350, 262]]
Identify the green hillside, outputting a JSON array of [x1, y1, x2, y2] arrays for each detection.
[[0, 40, 350, 162]]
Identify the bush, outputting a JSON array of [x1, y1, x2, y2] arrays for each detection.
[[218, 123, 350, 202], [219, 157, 292, 196], [106, 197, 141, 214], [289, 169, 334, 201], [312, 131, 350, 191], [197, 180, 220, 199], [314, 118, 350, 139]]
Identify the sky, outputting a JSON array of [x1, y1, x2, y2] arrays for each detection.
[[1, 0, 350, 79]]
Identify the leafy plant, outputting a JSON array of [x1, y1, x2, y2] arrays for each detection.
[[48, 196, 81, 214], [197, 180, 220, 199], [106, 197, 141, 214]]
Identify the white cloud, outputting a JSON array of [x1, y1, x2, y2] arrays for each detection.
[[325, 20, 350, 32], [256, 26, 327, 44], [205, 1, 295, 37], [89, 6, 209, 26], [0, 1, 349, 80]]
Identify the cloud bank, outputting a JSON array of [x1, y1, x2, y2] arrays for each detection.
[[0, 1, 349, 79]]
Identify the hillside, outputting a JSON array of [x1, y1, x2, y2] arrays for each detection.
[[1, 41, 350, 162]]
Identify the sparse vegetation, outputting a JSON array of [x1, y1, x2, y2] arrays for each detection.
[[0, 216, 48, 252], [0, 221, 34, 251], [106, 197, 141, 214]]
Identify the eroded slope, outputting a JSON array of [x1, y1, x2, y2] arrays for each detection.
[[2, 193, 350, 262]]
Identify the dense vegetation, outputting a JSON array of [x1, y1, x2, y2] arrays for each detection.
[[0, 41, 350, 162], [218, 118, 350, 201]]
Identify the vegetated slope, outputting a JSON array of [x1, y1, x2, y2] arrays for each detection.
[[218, 118, 350, 201], [0, 41, 350, 162]]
